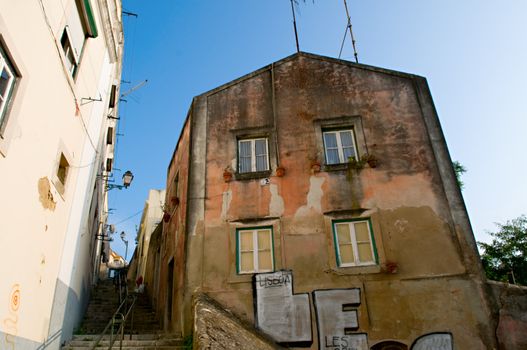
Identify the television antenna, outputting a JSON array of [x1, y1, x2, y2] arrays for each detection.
[[338, 0, 359, 63]]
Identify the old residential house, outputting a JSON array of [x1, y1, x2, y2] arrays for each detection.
[[146, 53, 501, 349], [129, 189, 165, 284], [0, 1, 124, 348]]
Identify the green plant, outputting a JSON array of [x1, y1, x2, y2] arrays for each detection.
[[478, 215, 527, 285], [73, 325, 87, 335], [183, 334, 193, 349], [348, 156, 366, 170], [452, 161, 466, 190]]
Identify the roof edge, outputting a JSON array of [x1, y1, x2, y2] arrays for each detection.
[[196, 51, 426, 98]]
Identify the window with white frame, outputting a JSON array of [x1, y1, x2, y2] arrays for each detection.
[[323, 129, 358, 165], [237, 227, 274, 274], [238, 138, 269, 173], [0, 44, 17, 128], [60, 1, 89, 77], [333, 220, 376, 267]]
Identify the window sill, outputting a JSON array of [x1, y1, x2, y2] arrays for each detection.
[[228, 274, 253, 284], [322, 163, 349, 172], [235, 170, 272, 181], [326, 264, 381, 276]]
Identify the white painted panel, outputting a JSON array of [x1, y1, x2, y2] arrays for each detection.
[[255, 270, 312, 344]]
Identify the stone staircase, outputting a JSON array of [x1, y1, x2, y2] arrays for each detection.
[[63, 334, 186, 350], [62, 278, 187, 349]]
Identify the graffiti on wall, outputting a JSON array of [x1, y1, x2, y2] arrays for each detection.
[[253, 270, 455, 350], [254, 270, 312, 345], [3, 284, 20, 350], [411, 333, 452, 350], [313, 289, 368, 350]]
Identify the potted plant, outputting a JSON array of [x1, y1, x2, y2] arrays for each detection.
[[361, 154, 378, 168], [276, 166, 286, 177], [383, 261, 398, 274], [311, 160, 321, 173], [348, 156, 366, 170], [223, 166, 233, 182]]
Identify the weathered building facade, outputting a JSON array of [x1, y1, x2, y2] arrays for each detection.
[[150, 53, 500, 349], [130, 188, 165, 282], [0, 1, 124, 348]]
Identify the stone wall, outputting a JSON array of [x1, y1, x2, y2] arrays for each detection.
[[488, 281, 527, 350], [193, 293, 281, 350]]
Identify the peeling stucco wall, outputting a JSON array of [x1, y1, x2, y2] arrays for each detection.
[[38, 177, 56, 211], [487, 281, 527, 350], [158, 53, 498, 349]]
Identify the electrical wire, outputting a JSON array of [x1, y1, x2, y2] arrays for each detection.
[[37, 0, 100, 153], [113, 209, 143, 225]]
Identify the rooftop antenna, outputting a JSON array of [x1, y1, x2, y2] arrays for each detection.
[[290, 0, 300, 53], [338, 0, 359, 63], [119, 79, 148, 103]]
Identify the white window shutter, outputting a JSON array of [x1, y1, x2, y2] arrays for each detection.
[[67, 2, 86, 62]]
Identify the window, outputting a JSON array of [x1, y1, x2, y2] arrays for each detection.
[[237, 227, 274, 274], [238, 138, 269, 173], [333, 219, 376, 267], [106, 127, 113, 145], [323, 129, 358, 165], [109, 85, 117, 108], [61, 1, 90, 77], [106, 158, 113, 172], [57, 153, 70, 186], [0, 44, 17, 129], [60, 28, 79, 76]]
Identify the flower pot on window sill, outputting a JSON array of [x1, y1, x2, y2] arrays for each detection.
[[276, 166, 285, 177], [361, 154, 378, 168], [223, 171, 233, 182], [383, 261, 398, 274], [311, 161, 321, 173]]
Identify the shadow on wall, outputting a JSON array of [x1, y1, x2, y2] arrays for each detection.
[[0, 331, 43, 350], [44, 278, 88, 349]]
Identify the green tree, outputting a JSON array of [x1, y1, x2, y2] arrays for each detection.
[[452, 160, 466, 190], [478, 215, 527, 285]]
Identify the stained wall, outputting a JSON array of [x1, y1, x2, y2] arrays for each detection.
[[162, 53, 496, 349]]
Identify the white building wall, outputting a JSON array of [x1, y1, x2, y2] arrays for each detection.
[[136, 189, 166, 280], [0, 0, 123, 348]]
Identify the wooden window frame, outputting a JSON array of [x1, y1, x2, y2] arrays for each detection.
[[237, 137, 270, 174], [0, 43, 17, 129], [323, 128, 359, 165], [60, 26, 80, 77], [236, 227, 275, 274], [332, 219, 378, 267]]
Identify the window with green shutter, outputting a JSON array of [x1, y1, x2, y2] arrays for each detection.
[[333, 219, 377, 267]]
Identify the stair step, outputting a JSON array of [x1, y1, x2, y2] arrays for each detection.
[[72, 334, 181, 341], [68, 339, 184, 346], [63, 346, 187, 350]]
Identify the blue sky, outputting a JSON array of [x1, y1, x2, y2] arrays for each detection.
[[109, 1, 527, 258]]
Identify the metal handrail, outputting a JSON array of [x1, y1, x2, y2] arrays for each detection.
[[89, 271, 136, 350]]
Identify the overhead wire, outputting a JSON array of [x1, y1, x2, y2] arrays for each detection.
[[113, 209, 143, 225]]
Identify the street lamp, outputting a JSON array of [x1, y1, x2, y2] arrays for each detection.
[[120, 231, 129, 262], [106, 170, 134, 191]]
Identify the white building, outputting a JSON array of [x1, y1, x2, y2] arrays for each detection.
[[0, 0, 124, 348], [134, 189, 166, 280]]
